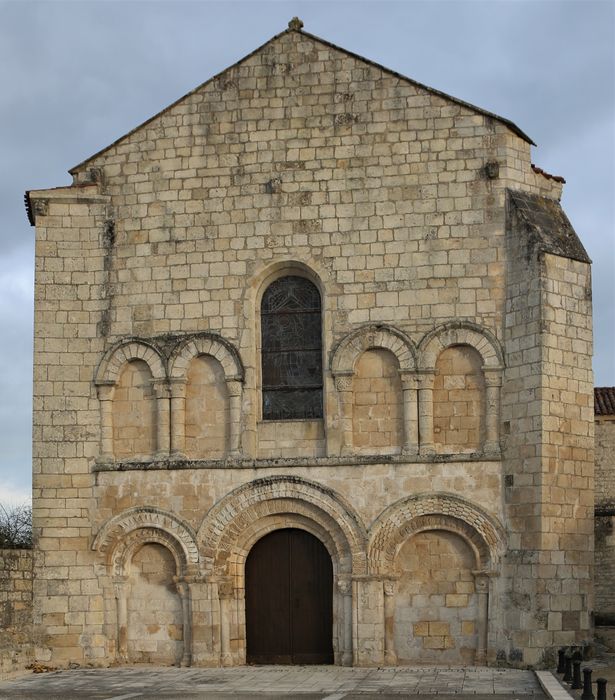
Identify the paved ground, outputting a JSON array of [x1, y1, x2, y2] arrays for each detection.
[[0, 665, 546, 700]]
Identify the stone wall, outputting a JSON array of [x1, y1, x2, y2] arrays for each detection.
[[0, 549, 33, 679], [595, 415, 615, 623], [25, 21, 590, 669]]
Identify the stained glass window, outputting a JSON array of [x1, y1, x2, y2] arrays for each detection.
[[261, 276, 323, 420]]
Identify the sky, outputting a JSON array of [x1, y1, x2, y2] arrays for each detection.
[[0, 0, 613, 504]]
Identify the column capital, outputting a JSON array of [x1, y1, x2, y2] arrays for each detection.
[[483, 369, 503, 387], [398, 370, 419, 390], [225, 377, 243, 397], [383, 580, 396, 596], [416, 370, 435, 390], [333, 371, 353, 392], [96, 382, 116, 401], [151, 378, 171, 398], [337, 578, 352, 595]]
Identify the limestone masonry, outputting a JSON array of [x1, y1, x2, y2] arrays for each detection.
[[25, 19, 593, 668]]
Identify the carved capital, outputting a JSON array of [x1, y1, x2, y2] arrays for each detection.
[[399, 371, 418, 391], [483, 369, 502, 388], [416, 370, 435, 390], [218, 579, 234, 599], [226, 378, 243, 398], [151, 379, 171, 399], [472, 570, 491, 593], [334, 373, 353, 392], [168, 378, 187, 399], [96, 382, 116, 401], [383, 580, 396, 597], [337, 578, 352, 595]]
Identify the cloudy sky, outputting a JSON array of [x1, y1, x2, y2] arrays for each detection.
[[0, 0, 613, 503]]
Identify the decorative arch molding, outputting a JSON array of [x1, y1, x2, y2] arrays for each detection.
[[417, 321, 504, 371], [94, 339, 167, 385], [246, 257, 332, 303], [330, 324, 417, 375], [168, 332, 244, 382], [92, 506, 199, 572], [367, 492, 506, 576], [197, 476, 368, 576]]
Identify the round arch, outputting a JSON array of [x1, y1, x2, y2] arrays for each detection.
[[92, 506, 199, 574], [168, 332, 244, 382], [367, 493, 505, 576], [330, 324, 417, 376], [197, 476, 368, 577], [417, 321, 504, 371], [94, 339, 166, 385]]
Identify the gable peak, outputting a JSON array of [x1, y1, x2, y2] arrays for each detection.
[[288, 17, 304, 31]]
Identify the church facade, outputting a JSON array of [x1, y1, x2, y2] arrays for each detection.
[[26, 19, 593, 668]]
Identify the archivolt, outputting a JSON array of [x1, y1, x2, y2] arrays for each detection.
[[168, 332, 243, 382], [417, 321, 504, 371], [367, 492, 506, 575], [94, 339, 166, 385], [330, 324, 417, 375], [198, 476, 368, 576], [92, 506, 199, 574]]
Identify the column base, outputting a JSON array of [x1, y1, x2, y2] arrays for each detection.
[[384, 650, 398, 665]]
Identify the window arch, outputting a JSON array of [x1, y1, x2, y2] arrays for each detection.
[[261, 275, 323, 420]]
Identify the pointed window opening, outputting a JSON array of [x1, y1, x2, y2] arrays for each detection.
[[261, 276, 323, 420]]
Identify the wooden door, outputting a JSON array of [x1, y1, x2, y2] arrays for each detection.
[[245, 528, 333, 664]]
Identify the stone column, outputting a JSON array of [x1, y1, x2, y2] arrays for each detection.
[[218, 578, 234, 667], [113, 575, 129, 663], [383, 580, 397, 665], [226, 379, 243, 456], [152, 380, 170, 458], [337, 578, 353, 666], [169, 379, 187, 458], [473, 571, 490, 665], [417, 370, 435, 455], [176, 579, 192, 667], [334, 373, 354, 455], [97, 382, 115, 462], [399, 372, 419, 455], [483, 370, 502, 455]]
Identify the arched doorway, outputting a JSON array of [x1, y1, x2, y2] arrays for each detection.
[[245, 528, 333, 664]]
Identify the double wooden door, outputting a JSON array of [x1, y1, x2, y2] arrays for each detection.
[[245, 528, 333, 664]]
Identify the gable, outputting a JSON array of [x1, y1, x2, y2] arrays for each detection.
[[69, 21, 533, 176]]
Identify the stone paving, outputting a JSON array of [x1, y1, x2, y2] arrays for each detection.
[[0, 665, 546, 699]]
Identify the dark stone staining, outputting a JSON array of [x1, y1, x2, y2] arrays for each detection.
[[484, 161, 500, 180], [334, 113, 359, 127], [265, 177, 282, 194], [288, 192, 312, 206], [98, 219, 116, 338], [292, 219, 321, 234], [276, 161, 305, 171], [507, 189, 591, 264], [214, 75, 238, 92], [86, 167, 104, 184]]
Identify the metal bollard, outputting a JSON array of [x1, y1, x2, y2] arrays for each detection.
[[596, 677, 607, 700], [557, 648, 567, 674], [581, 667, 594, 700], [572, 660, 583, 690], [563, 654, 573, 683]]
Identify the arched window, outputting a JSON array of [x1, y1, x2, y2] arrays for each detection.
[[261, 275, 323, 420]]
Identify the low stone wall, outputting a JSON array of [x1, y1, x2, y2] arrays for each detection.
[[595, 417, 615, 625], [0, 548, 33, 678]]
